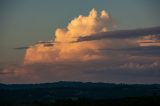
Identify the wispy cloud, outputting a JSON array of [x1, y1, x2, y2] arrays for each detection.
[[99, 46, 160, 56], [76, 26, 160, 42]]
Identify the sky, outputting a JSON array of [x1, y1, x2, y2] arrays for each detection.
[[0, 0, 160, 84]]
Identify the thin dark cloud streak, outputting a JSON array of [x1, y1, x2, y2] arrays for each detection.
[[99, 46, 160, 56], [76, 26, 160, 42]]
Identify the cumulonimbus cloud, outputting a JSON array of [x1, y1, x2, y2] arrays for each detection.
[[24, 8, 160, 64], [24, 9, 113, 64]]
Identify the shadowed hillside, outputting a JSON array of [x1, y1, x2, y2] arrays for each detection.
[[0, 81, 160, 106]]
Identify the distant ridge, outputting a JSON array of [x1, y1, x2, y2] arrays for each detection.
[[0, 81, 160, 89]]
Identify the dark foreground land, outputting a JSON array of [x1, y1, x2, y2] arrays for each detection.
[[0, 81, 160, 106]]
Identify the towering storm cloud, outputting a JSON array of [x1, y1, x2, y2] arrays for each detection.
[[24, 9, 112, 64], [24, 8, 160, 64]]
